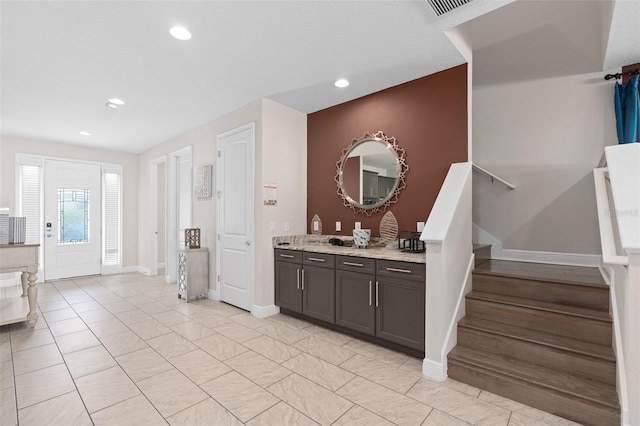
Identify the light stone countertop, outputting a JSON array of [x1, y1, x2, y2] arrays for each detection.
[[272, 235, 426, 264]]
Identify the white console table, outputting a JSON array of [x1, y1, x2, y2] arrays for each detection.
[[0, 244, 39, 327]]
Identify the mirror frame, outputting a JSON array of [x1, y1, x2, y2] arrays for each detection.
[[335, 131, 408, 216]]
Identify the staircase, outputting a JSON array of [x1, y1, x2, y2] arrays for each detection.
[[448, 259, 620, 426]]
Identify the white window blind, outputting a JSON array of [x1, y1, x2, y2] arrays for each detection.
[[18, 163, 42, 245], [102, 169, 122, 269]]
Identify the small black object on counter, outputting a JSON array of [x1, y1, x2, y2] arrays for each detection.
[[398, 231, 425, 253]]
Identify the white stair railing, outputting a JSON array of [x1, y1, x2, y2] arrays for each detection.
[[472, 163, 515, 189]]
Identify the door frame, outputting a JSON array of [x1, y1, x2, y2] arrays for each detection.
[[167, 146, 192, 283], [149, 155, 167, 278], [215, 122, 255, 304]]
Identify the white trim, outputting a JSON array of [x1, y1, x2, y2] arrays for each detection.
[[122, 265, 148, 275], [149, 155, 167, 277], [0, 274, 18, 288], [167, 147, 192, 283], [496, 249, 601, 267], [101, 265, 122, 276], [608, 266, 629, 424], [251, 304, 280, 319], [422, 357, 446, 382], [208, 288, 219, 301], [441, 254, 474, 360]]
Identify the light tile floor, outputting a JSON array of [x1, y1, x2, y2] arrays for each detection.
[[0, 272, 583, 426]]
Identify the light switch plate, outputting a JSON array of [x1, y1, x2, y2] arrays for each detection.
[[269, 221, 276, 232], [355, 222, 361, 230], [417, 221, 425, 232], [284, 222, 290, 232], [336, 221, 341, 232]]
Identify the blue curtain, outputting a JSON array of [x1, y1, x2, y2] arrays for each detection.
[[614, 74, 640, 144]]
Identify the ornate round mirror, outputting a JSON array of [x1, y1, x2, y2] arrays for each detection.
[[335, 131, 408, 215]]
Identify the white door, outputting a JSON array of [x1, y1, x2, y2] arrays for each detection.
[[44, 160, 101, 280], [217, 124, 254, 311]]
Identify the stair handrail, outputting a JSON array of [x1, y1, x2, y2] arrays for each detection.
[[472, 163, 515, 189], [593, 167, 629, 266]]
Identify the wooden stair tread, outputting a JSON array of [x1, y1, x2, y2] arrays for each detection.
[[458, 317, 615, 361], [473, 260, 606, 288], [467, 291, 612, 321], [448, 346, 620, 409]]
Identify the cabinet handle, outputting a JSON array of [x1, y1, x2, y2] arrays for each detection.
[[296, 269, 300, 290], [386, 267, 412, 274], [308, 257, 325, 262], [369, 281, 372, 306], [343, 261, 364, 267], [301, 269, 305, 291], [376, 281, 379, 307], [280, 253, 295, 258]]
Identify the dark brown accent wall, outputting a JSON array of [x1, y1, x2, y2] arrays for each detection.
[[307, 64, 468, 236]]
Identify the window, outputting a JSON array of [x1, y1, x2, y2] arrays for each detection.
[[17, 157, 43, 246], [102, 167, 122, 272]]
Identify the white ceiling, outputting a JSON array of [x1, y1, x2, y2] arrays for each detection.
[[1, 1, 638, 154]]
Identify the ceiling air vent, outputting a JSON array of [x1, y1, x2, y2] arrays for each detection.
[[426, 0, 474, 16]]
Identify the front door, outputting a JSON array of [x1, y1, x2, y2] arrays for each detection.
[[44, 160, 101, 280], [217, 124, 254, 311]]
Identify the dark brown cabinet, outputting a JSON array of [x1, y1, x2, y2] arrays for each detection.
[[275, 249, 425, 353], [275, 249, 335, 323], [336, 269, 375, 335], [275, 250, 303, 313]]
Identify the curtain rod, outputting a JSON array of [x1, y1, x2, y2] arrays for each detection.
[[604, 67, 640, 81]]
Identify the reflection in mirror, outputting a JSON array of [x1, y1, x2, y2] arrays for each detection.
[[335, 131, 408, 215]]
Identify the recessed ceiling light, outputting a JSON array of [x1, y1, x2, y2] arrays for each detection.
[[108, 98, 125, 106], [170, 26, 192, 41], [79, 131, 91, 136], [335, 79, 349, 88]]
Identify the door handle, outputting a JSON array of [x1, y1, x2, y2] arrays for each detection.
[[297, 269, 300, 290], [369, 281, 372, 306], [245, 241, 251, 246], [301, 269, 305, 291], [375, 281, 379, 307], [47, 233, 55, 238]]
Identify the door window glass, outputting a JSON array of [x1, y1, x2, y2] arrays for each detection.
[[57, 188, 90, 244]]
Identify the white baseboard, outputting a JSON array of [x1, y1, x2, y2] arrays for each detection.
[[251, 304, 280, 319], [208, 289, 220, 301], [497, 249, 601, 267], [0, 272, 18, 288], [121, 265, 147, 274], [608, 267, 629, 420], [422, 357, 446, 382]]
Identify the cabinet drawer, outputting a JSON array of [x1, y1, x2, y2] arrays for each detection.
[[275, 248, 302, 264], [336, 255, 375, 274], [303, 252, 335, 268], [376, 259, 425, 282]]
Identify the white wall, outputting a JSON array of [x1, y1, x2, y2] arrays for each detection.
[[138, 100, 262, 294], [256, 99, 307, 309], [473, 71, 618, 254], [0, 135, 139, 268], [137, 98, 307, 312]]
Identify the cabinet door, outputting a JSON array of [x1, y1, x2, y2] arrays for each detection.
[[335, 270, 375, 336], [375, 276, 425, 351], [302, 265, 335, 323], [275, 261, 302, 313]]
